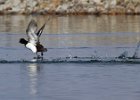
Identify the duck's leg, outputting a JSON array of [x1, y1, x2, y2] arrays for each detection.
[[33, 52, 39, 59], [41, 52, 44, 57], [40, 52, 43, 60], [36, 52, 40, 59]]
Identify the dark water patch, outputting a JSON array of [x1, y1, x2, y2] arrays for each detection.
[[0, 57, 140, 64], [0, 46, 116, 50], [0, 46, 134, 50]]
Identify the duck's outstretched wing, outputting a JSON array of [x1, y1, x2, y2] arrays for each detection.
[[36, 17, 50, 38], [36, 23, 46, 37], [26, 19, 38, 44]]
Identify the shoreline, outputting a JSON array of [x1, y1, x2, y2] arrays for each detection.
[[0, 0, 140, 16], [0, 12, 140, 16]]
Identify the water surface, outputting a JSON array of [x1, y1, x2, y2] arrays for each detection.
[[0, 15, 140, 100]]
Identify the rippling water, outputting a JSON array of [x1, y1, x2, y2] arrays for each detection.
[[0, 15, 140, 100]]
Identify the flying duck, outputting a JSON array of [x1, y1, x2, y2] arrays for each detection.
[[19, 19, 47, 58]]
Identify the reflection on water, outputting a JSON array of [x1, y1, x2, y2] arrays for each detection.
[[0, 15, 140, 48], [0, 15, 140, 33], [27, 63, 40, 95]]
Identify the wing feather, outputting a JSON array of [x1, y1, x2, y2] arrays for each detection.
[[36, 23, 46, 37], [36, 17, 50, 42], [26, 19, 38, 44]]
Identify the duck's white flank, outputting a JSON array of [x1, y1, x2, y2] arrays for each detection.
[[26, 43, 37, 53]]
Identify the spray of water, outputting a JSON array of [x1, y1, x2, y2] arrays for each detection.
[[132, 41, 140, 59]]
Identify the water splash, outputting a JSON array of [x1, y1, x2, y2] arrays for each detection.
[[118, 51, 128, 59], [132, 41, 140, 58]]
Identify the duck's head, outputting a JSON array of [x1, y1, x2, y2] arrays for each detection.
[[19, 38, 28, 45]]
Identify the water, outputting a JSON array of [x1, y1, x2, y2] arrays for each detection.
[[0, 15, 140, 100]]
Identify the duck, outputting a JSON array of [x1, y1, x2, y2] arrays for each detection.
[[19, 19, 47, 58]]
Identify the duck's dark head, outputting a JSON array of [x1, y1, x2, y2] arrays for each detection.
[[19, 38, 28, 45]]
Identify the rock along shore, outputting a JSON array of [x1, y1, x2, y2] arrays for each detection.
[[0, 0, 140, 15]]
